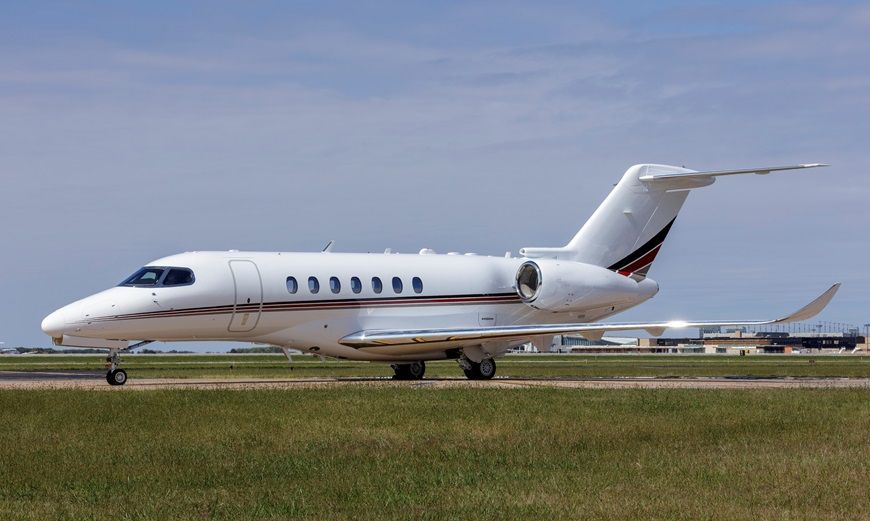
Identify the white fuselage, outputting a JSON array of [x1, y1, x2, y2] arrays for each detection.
[[41, 250, 659, 361], [40, 162, 830, 368]]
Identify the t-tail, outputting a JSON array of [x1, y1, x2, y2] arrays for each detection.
[[520, 163, 827, 280]]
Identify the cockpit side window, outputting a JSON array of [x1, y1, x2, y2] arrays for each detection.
[[119, 267, 165, 287], [163, 268, 195, 286]]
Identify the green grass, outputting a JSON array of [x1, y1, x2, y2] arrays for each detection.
[[0, 388, 868, 520], [2, 353, 870, 379]]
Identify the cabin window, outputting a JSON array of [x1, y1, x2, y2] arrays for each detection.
[[329, 276, 341, 294], [119, 267, 166, 287], [351, 277, 362, 294], [372, 277, 383, 294], [286, 276, 298, 294], [162, 268, 195, 286], [392, 277, 403, 294], [308, 276, 320, 294], [412, 276, 423, 294]]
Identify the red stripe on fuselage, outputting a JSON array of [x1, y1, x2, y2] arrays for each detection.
[[616, 244, 662, 276], [90, 293, 522, 322]]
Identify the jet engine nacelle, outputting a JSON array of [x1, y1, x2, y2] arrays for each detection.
[[515, 259, 656, 313]]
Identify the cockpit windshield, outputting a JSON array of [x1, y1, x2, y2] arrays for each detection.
[[120, 267, 165, 286], [119, 267, 195, 287]]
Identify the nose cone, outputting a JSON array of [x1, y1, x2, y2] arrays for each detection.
[[41, 308, 68, 339]]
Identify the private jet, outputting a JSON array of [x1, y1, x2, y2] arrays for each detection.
[[41, 163, 839, 385]]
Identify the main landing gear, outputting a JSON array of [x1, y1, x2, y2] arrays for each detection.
[[459, 356, 496, 380], [391, 361, 426, 380], [106, 350, 127, 386]]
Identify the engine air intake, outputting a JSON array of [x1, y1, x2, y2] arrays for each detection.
[[516, 261, 542, 302]]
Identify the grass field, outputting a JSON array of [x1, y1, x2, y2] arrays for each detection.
[[1, 387, 868, 520], [2, 353, 870, 379]]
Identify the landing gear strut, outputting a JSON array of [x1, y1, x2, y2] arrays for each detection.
[[105, 350, 127, 386], [391, 361, 426, 380], [459, 356, 496, 380]]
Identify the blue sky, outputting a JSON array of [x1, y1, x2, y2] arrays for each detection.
[[1, 1, 868, 350]]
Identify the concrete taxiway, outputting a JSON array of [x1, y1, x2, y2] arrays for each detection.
[[2, 371, 870, 390]]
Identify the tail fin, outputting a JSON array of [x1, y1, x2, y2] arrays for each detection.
[[520, 163, 825, 279]]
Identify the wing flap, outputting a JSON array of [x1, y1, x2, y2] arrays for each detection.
[[339, 284, 840, 349]]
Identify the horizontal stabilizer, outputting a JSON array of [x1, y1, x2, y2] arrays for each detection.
[[339, 284, 840, 350], [639, 163, 827, 182]]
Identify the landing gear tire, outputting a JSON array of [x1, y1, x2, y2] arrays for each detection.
[[391, 361, 426, 380], [462, 358, 496, 380], [105, 349, 127, 385], [106, 368, 127, 386]]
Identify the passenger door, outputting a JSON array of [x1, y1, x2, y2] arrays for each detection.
[[228, 260, 263, 332]]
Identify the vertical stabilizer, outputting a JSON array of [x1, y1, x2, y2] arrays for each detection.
[[519, 163, 825, 279], [562, 164, 695, 278]]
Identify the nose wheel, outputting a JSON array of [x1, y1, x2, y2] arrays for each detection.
[[105, 350, 127, 386]]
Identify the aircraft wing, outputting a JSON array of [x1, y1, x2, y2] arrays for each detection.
[[339, 283, 840, 349]]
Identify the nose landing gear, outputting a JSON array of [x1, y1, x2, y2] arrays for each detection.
[[105, 350, 127, 385], [103, 341, 152, 386]]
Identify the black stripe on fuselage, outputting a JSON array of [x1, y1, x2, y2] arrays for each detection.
[[606, 218, 676, 272], [91, 292, 522, 322]]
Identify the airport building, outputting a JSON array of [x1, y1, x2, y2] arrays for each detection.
[[540, 323, 869, 354]]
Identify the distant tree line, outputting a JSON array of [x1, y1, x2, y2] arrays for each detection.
[[3, 347, 195, 354], [228, 346, 284, 354]]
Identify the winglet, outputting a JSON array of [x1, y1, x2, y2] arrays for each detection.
[[773, 283, 841, 323]]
